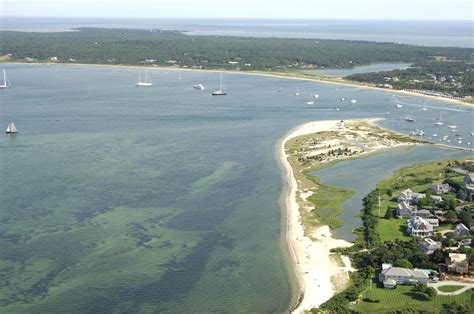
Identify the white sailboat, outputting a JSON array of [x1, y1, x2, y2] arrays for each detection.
[[0, 69, 11, 89], [405, 110, 414, 122], [434, 113, 444, 125], [6, 122, 17, 134], [136, 69, 153, 86], [295, 88, 300, 96], [212, 73, 227, 96]]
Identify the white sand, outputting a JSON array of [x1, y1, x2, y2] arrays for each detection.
[[280, 120, 355, 313], [281, 118, 419, 312]]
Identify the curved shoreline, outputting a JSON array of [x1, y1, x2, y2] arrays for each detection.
[[279, 120, 356, 313], [2, 61, 473, 108]]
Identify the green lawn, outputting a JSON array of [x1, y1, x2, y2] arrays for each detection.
[[376, 218, 412, 242], [438, 285, 466, 293], [353, 282, 473, 313]]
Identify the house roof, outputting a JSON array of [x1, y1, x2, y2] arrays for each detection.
[[449, 253, 468, 263], [382, 266, 429, 279]]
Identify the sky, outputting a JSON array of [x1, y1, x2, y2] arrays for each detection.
[[1, 0, 473, 20]]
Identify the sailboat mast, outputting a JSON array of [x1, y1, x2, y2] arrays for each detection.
[[220, 73, 223, 91]]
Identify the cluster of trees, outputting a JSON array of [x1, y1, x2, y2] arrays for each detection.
[[348, 60, 474, 97], [321, 161, 474, 312], [0, 28, 472, 72]]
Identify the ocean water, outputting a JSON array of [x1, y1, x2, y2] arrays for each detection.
[[1, 17, 472, 48], [0, 64, 473, 312]]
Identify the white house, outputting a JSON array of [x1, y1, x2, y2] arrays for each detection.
[[379, 263, 429, 288], [407, 216, 438, 237], [419, 238, 442, 255], [446, 253, 469, 274], [431, 195, 443, 204], [454, 223, 471, 237], [397, 189, 426, 204], [397, 201, 415, 218], [428, 183, 451, 194], [464, 173, 474, 185]]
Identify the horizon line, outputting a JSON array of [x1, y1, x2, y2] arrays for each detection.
[[2, 16, 473, 22]]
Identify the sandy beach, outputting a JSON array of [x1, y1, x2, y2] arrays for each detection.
[[280, 119, 423, 313], [280, 120, 354, 313]]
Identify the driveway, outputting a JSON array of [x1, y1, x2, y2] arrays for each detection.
[[428, 280, 474, 295]]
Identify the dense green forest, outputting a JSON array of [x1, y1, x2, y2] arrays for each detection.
[[0, 28, 472, 71], [347, 61, 474, 97]]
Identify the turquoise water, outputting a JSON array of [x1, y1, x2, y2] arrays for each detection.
[[0, 64, 472, 312]]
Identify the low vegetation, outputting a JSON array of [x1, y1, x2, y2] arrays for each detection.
[[319, 158, 474, 313], [348, 60, 474, 98]]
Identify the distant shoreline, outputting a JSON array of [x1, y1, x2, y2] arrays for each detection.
[[2, 61, 473, 108]]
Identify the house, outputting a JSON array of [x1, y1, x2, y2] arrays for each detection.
[[459, 239, 472, 247], [412, 209, 433, 219], [407, 216, 438, 237], [454, 223, 471, 237], [379, 263, 429, 288], [431, 195, 443, 204], [464, 173, 474, 185], [446, 253, 469, 274], [397, 201, 415, 218], [428, 183, 451, 194], [49, 56, 58, 61], [397, 189, 426, 204], [419, 238, 442, 255]]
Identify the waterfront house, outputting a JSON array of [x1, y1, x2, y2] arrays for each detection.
[[419, 238, 442, 255], [428, 183, 451, 194], [397, 189, 426, 204], [446, 253, 469, 274], [464, 173, 474, 185], [454, 223, 471, 237], [397, 201, 414, 218], [379, 263, 429, 288], [407, 216, 438, 237], [412, 209, 433, 219]]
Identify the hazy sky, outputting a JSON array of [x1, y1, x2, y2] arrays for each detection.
[[2, 0, 473, 20]]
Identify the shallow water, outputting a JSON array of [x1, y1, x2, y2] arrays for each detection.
[[0, 64, 472, 312]]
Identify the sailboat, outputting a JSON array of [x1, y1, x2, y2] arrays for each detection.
[[212, 73, 227, 96], [0, 69, 11, 89], [434, 113, 444, 126], [295, 88, 300, 96], [6, 122, 17, 134], [136, 69, 153, 86], [405, 110, 414, 122]]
